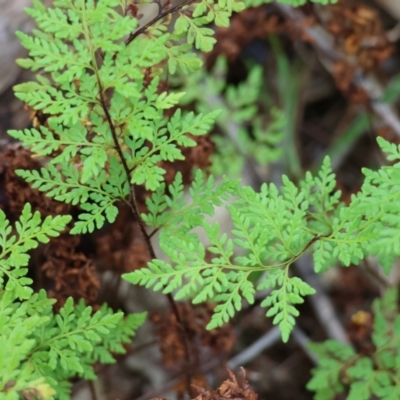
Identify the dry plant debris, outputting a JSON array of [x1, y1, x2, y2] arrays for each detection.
[[327, 3, 393, 71], [94, 205, 150, 273], [0, 146, 70, 217], [192, 369, 257, 400], [209, 7, 284, 63], [152, 302, 235, 368], [42, 233, 100, 309], [324, 2, 393, 103], [0, 146, 101, 308], [3, 0, 400, 398], [151, 368, 258, 400], [152, 302, 235, 396]]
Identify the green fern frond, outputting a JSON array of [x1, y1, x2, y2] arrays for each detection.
[[125, 169, 321, 341]]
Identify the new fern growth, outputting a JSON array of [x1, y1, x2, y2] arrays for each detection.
[[172, 56, 285, 176]]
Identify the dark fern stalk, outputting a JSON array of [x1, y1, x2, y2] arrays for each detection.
[[96, 58, 195, 396]]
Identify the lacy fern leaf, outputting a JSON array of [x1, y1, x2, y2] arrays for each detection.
[[125, 170, 319, 341], [125, 136, 400, 342]]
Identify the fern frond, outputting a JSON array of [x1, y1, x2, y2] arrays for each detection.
[[125, 171, 320, 341]]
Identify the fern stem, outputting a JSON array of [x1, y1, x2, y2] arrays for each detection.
[[94, 68, 195, 400], [87, 1, 200, 391], [362, 258, 390, 290], [165, 293, 195, 397]]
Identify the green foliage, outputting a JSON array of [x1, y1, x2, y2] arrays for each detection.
[[125, 137, 400, 342], [0, 205, 145, 399], [354, 137, 400, 273], [0, 203, 71, 300], [124, 166, 313, 341], [9, 0, 230, 234], [307, 288, 400, 400], [9, 0, 400, 393]]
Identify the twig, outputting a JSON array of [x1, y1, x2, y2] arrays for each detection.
[[226, 325, 317, 371], [227, 326, 281, 369], [226, 326, 318, 372], [125, 0, 197, 45], [274, 3, 400, 138], [362, 257, 391, 292], [131, 339, 158, 353], [88, 381, 99, 400], [227, 327, 281, 370], [165, 294, 195, 398], [291, 327, 318, 364]]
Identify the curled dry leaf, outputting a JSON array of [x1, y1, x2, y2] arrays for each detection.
[[151, 369, 258, 400]]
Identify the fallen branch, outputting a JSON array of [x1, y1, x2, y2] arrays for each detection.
[[275, 3, 400, 138]]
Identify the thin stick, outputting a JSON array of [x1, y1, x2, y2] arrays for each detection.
[[125, 0, 198, 45], [275, 3, 400, 138], [291, 326, 318, 364], [295, 254, 350, 344], [227, 327, 281, 369], [362, 257, 391, 291]]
